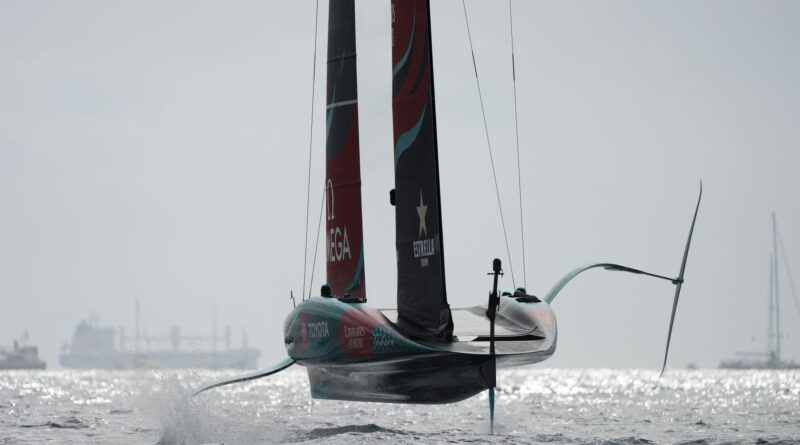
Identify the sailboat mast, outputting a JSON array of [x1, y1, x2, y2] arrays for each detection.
[[135, 298, 140, 358], [768, 254, 775, 363], [212, 304, 218, 368], [773, 212, 781, 364], [424, 0, 447, 300]]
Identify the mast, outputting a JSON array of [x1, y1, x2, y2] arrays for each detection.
[[134, 298, 140, 359], [212, 304, 218, 368], [768, 254, 775, 363], [772, 212, 781, 365], [325, 0, 366, 299], [391, 0, 453, 340]]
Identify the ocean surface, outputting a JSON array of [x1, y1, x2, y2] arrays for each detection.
[[0, 368, 797, 444]]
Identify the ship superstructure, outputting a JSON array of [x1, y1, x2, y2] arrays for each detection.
[[60, 302, 259, 369], [0, 332, 46, 370]]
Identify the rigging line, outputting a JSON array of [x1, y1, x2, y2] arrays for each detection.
[[776, 222, 800, 320], [508, 0, 526, 289], [302, 0, 321, 302], [308, 184, 327, 300], [462, 0, 516, 288]]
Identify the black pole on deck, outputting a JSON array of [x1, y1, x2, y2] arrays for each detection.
[[486, 258, 503, 433]]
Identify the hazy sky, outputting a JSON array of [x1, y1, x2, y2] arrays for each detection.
[[1, 0, 799, 371]]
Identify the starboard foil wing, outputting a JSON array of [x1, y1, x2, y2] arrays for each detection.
[[659, 181, 701, 378]]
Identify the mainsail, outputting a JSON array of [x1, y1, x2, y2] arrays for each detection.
[[326, 0, 366, 299], [391, 0, 453, 340]]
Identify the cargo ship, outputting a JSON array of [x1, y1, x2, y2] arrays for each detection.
[[59, 301, 259, 369], [0, 332, 46, 370]]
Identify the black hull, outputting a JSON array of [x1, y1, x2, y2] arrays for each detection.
[[305, 353, 492, 404]]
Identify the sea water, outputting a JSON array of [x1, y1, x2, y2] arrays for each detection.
[[0, 368, 797, 444]]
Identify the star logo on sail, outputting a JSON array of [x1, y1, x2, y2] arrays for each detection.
[[413, 189, 435, 266], [417, 189, 428, 237]]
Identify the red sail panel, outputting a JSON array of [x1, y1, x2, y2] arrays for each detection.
[[391, 0, 453, 340], [326, 0, 365, 299]]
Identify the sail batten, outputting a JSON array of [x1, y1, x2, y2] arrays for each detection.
[[392, 0, 453, 340], [325, 0, 366, 299]]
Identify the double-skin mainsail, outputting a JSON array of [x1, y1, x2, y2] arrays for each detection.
[[325, 0, 453, 339], [391, 0, 453, 340]]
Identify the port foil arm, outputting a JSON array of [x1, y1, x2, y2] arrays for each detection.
[[543, 263, 679, 304], [543, 182, 702, 379], [192, 357, 296, 397]]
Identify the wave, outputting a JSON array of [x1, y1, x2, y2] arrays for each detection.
[[591, 438, 655, 445], [20, 415, 89, 429], [297, 423, 408, 441]]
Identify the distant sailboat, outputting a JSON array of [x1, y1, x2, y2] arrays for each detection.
[[719, 213, 799, 370], [194, 0, 701, 427]]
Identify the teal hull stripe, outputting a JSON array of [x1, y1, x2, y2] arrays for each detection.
[[395, 105, 426, 165], [344, 246, 365, 293]]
